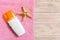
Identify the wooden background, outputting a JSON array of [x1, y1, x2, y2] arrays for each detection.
[[35, 0, 60, 40]]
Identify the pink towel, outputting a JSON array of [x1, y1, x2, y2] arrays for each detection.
[[0, 0, 34, 40]]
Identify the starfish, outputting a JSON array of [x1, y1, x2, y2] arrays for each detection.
[[17, 7, 32, 21]]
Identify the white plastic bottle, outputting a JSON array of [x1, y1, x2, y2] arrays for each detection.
[[3, 10, 25, 36]]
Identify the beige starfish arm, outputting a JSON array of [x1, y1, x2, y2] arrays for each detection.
[[21, 7, 27, 12], [27, 9, 32, 13], [27, 13, 32, 18], [21, 16, 26, 21], [21, 6, 31, 12], [15, 12, 23, 15], [23, 16, 26, 20]]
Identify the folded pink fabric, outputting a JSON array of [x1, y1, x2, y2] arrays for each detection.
[[0, 0, 34, 40]]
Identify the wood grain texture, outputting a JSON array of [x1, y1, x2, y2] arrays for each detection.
[[35, 0, 60, 40]]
